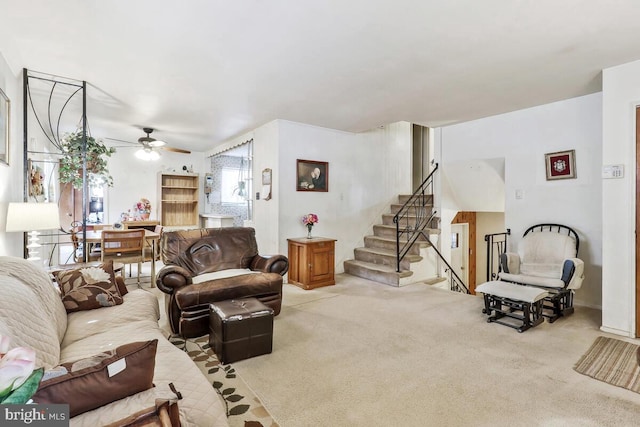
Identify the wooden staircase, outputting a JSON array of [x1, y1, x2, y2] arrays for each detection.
[[343, 194, 440, 286]]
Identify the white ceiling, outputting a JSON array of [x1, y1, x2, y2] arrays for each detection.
[[1, 0, 640, 152]]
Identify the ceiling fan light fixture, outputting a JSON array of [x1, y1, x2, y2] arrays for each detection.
[[136, 148, 160, 161]]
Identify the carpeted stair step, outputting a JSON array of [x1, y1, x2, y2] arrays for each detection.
[[364, 235, 427, 254], [422, 277, 449, 289], [423, 276, 448, 286], [354, 246, 421, 270], [382, 213, 405, 226], [382, 213, 443, 227], [389, 203, 433, 215], [343, 259, 413, 287], [373, 224, 439, 240], [397, 194, 434, 205]]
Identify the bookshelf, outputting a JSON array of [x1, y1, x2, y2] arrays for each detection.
[[158, 173, 199, 227]]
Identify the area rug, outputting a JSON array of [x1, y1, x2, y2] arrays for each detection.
[[170, 335, 278, 427], [574, 336, 640, 393]]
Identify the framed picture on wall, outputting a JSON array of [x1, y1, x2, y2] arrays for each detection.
[[296, 159, 328, 192], [545, 149, 576, 180], [0, 86, 9, 166]]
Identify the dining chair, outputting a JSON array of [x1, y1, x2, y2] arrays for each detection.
[[69, 221, 101, 263], [143, 225, 163, 262], [101, 229, 145, 285]]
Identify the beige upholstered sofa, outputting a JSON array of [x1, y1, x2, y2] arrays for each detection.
[[0, 256, 228, 426]]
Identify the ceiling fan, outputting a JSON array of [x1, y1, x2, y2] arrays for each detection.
[[107, 127, 191, 161]]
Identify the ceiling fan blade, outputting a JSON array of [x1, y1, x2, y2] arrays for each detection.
[[160, 146, 191, 154], [104, 137, 138, 145], [106, 129, 189, 155]]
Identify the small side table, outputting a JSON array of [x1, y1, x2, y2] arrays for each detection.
[[287, 237, 336, 290]]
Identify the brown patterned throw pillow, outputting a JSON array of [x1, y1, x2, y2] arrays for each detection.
[[32, 340, 158, 417], [55, 261, 123, 312]]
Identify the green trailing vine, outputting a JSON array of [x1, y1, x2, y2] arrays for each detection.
[[59, 131, 116, 189]]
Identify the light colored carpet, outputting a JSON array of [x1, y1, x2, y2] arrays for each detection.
[[231, 274, 640, 427], [126, 264, 277, 426], [574, 336, 640, 393], [170, 335, 277, 427]]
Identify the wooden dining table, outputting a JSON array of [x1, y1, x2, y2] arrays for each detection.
[[78, 229, 161, 286]]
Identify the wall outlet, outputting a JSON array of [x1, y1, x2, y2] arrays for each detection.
[[515, 189, 524, 200]]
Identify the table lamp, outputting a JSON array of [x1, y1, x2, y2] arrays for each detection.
[[5, 202, 60, 261]]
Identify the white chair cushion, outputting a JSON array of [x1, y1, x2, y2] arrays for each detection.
[[499, 272, 566, 289], [191, 268, 259, 284], [517, 233, 577, 279], [476, 280, 549, 303]]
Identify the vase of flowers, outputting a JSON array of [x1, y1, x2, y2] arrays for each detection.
[[136, 198, 151, 220], [0, 335, 43, 404], [302, 213, 318, 239]]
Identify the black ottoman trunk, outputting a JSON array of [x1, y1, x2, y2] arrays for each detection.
[[209, 298, 274, 364]]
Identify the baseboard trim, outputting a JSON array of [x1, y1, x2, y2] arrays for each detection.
[[600, 325, 633, 337]]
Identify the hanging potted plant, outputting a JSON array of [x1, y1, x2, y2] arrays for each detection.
[[59, 131, 116, 189]]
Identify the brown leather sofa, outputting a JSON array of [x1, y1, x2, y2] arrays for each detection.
[[156, 227, 289, 338]]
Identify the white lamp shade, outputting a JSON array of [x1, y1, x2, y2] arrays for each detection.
[[5, 203, 61, 232], [135, 148, 160, 161]]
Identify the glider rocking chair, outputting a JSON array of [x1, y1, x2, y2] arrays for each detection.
[[477, 224, 585, 331]]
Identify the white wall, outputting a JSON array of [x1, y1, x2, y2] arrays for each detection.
[[276, 120, 412, 272], [0, 51, 24, 257], [442, 158, 505, 212], [212, 120, 412, 272], [436, 93, 603, 309], [106, 149, 206, 225], [202, 122, 281, 255], [476, 212, 506, 286], [252, 121, 280, 254], [601, 59, 640, 336], [219, 122, 283, 255]]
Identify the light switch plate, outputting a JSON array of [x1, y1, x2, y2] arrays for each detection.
[[602, 164, 624, 179]]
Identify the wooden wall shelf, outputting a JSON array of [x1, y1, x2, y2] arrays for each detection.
[[158, 173, 199, 227]]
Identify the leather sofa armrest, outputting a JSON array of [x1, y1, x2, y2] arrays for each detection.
[[499, 252, 520, 274], [156, 265, 194, 294], [250, 254, 289, 276], [563, 258, 585, 290]]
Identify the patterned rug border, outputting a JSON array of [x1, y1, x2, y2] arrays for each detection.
[[574, 336, 640, 393], [170, 335, 278, 427]]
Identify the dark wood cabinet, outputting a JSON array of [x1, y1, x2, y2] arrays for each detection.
[[287, 237, 336, 290]]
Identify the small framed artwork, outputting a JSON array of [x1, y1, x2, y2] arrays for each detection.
[[545, 149, 576, 180], [296, 159, 328, 192], [451, 232, 459, 249], [0, 86, 9, 166]]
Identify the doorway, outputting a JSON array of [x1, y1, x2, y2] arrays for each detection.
[[451, 211, 477, 293], [450, 223, 469, 285], [412, 124, 432, 191]]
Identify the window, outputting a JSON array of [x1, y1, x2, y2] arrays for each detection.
[[207, 140, 253, 226], [221, 168, 250, 204]]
